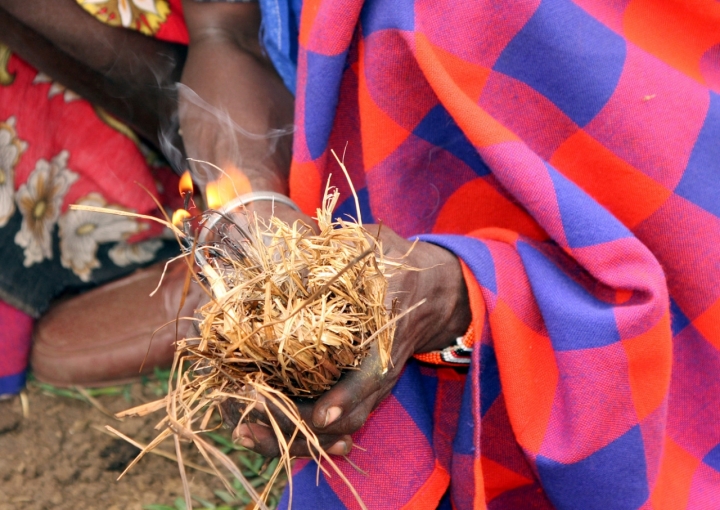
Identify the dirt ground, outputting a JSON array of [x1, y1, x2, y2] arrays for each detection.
[[0, 380, 269, 510]]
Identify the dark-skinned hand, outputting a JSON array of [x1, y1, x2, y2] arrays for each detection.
[[225, 222, 471, 458]]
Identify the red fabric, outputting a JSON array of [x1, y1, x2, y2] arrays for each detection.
[[154, 0, 189, 44], [2, 58, 175, 225], [0, 300, 32, 378]]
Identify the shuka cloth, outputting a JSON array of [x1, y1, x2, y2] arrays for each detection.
[[282, 0, 720, 508]]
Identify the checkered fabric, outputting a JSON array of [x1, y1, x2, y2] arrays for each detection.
[[282, 0, 720, 508]]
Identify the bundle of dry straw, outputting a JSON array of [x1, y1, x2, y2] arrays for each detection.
[[72, 157, 417, 510], [192, 185, 399, 398]]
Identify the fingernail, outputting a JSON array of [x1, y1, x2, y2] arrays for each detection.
[[324, 406, 342, 428], [255, 394, 267, 410], [232, 423, 251, 443], [238, 437, 255, 449], [327, 440, 348, 456]]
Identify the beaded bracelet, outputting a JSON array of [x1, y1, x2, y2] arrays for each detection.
[[413, 324, 475, 366]]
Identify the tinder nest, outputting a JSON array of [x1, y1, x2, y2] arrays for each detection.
[[109, 167, 412, 510], [190, 186, 400, 398]]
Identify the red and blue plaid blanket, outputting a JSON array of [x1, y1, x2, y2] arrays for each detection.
[[284, 0, 720, 508]]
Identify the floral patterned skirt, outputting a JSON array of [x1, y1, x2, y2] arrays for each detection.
[[0, 0, 189, 395]]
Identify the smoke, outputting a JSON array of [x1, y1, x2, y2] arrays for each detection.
[[162, 83, 295, 186], [157, 94, 186, 174]]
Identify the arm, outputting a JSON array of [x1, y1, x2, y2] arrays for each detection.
[[0, 0, 186, 154], [180, 1, 294, 194], [182, 3, 471, 458]]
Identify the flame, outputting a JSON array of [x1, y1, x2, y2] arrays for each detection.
[[205, 181, 222, 210], [172, 208, 191, 227], [179, 170, 193, 195], [204, 166, 252, 210]]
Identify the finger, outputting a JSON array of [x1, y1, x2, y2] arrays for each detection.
[[316, 392, 382, 437], [253, 397, 314, 435], [228, 394, 366, 450], [220, 392, 271, 428], [232, 421, 353, 458], [311, 343, 391, 431], [222, 351, 387, 437], [221, 392, 312, 441]]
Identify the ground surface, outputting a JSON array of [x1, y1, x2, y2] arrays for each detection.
[[0, 378, 281, 510]]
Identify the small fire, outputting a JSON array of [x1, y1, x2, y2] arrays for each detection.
[[206, 181, 222, 210], [205, 166, 252, 210], [179, 170, 194, 211], [179, 170, 193, 196], [172, 208, 191, 227]]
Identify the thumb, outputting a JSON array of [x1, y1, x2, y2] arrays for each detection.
[[311, 341, 388, 430]]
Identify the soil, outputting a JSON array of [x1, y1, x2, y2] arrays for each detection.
[[0, 381, 244, 510]]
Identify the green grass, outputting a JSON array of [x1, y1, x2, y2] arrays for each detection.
[[199, 432, 285, 509], [27, 366, 175, 402], [140, 432, 285, 510], [29, 378, 131, 401], [28, 370, 285, 509], [144, 495, 236, 510]]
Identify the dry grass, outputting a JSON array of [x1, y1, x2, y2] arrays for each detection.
[[190, 186, 401, 397], [72, 156, 418, 510]]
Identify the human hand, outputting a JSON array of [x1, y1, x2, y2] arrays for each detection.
[[229, 224, 471, 457], [180, 1, 294, 191]]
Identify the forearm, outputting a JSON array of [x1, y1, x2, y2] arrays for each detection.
[[180, 2, 294, 194], [0, 0, 185, 87], [0, 0, 186, 153]]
